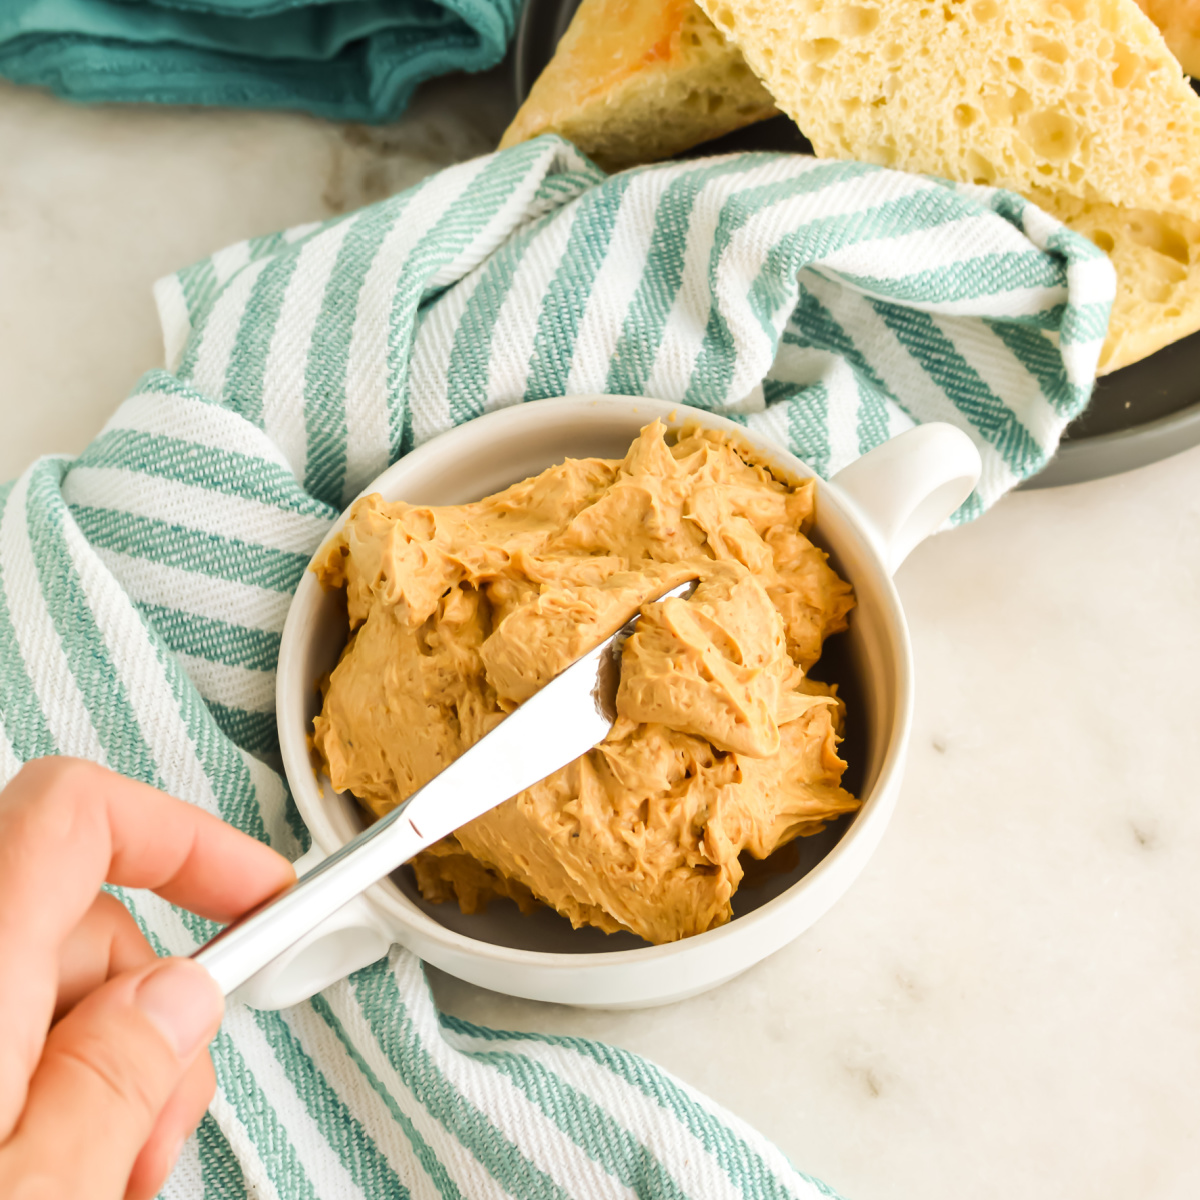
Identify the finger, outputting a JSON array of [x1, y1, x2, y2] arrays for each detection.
[[0, 756, 295, 924], [0, 756, 293, 1133], [55, 893, 157, 1021], [125, 1052, 216, 1200], [5, 957, 223, 1200]]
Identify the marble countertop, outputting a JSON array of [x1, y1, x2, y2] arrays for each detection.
[[4, 70, 1198, 1200]]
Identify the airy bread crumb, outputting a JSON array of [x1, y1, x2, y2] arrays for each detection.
[[697, 0, 1200, 223]]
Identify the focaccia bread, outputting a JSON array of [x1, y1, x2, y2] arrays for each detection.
[[503, 0, 1200, 373], [692, 0, 1200, 372], [697, 0, 1200, 222], [499, 0, 777, 171], [1134, 0, 1200, 76], [311, 422, 859, 944]]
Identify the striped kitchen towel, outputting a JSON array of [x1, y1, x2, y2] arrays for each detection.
[[0, 135, 1112, 1199]]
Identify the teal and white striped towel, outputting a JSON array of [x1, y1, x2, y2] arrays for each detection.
[[0, 136, 1112, 1199]]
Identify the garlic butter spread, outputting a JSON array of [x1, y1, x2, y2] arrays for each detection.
[[311, 421, 859, 944]]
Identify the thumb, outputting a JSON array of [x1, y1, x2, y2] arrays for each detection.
[[6, 957, 223, 1200]]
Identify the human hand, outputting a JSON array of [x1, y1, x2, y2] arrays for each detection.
[[0, 757, 295, 1200]]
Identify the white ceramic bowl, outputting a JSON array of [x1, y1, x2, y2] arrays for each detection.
[[247, 397, 980, 1010]]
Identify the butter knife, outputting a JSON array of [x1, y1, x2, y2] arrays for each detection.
[[192, 577, 696, 996]]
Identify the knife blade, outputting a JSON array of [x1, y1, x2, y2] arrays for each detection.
[[192, 576, 697, 996]]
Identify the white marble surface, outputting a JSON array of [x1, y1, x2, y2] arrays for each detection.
[[4, 72, 1199, 1200]]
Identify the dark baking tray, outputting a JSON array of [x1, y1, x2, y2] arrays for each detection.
[[512, 0, 1200, 487]]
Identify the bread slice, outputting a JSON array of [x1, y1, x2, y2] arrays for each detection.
[[499, 0, 777, 171], [1032, 188, 1200, 371], [1134, 0, 1200, 76], [503, 0, 1199, 372], [696, 0, 1200, 223]]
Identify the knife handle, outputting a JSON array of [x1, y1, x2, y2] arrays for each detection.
[[192, 795, 423, 997]]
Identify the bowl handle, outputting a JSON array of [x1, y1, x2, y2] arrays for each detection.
[[233, 846, 394, 1010], [830, 423, 982, 575]]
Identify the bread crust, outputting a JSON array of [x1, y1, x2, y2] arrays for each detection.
[[500, 0, 777, 171]]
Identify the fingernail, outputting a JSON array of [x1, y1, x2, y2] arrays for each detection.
[[135, 958, 224, 1060]]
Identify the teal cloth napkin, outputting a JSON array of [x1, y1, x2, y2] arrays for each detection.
[[0, 0, 518, 121], [0, 137, 1112, 1198]]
